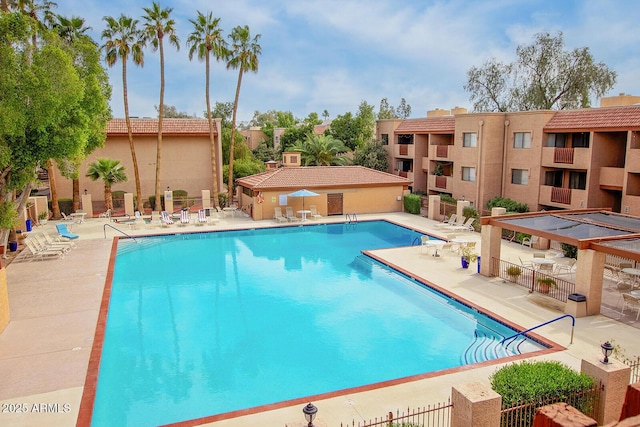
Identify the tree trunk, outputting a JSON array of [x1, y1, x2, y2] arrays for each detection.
[[205, 53, 219, 208], [72, 179, 80, 212], [154, 37, 165, 212], [227, 68, 243, 205], [47, 159, 60, 218], [122, 59, 144, 212], [104, 185, 113, 211]]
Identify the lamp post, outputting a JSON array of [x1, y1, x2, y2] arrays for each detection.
[[601, 341, 614, 364], [302, 402, 317, 427]]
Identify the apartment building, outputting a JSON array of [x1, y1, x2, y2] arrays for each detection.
[[377, 96, 640, 215]]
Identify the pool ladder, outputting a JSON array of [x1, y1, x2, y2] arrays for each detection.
[[103, 223, 138, 243], [346, 212, 358, 224]]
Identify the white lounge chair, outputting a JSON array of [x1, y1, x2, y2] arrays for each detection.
[[178, 209, 190, 226], [309, 205, 322, 220], [285, 207, 300, 222], [196, 209, 208, 225], [24, 238, 65, 260], [433, 214, 457, 229], [160, 211, 174, 226], [274, 207, 288, 223]]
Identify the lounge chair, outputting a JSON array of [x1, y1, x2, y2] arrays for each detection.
[[285, 207, 300, 222], [33, 233, 71, 253], [196, 209, 208, 225], [433, 214, 457, 229], [178, 209, 190, 226], [56, 223, 79, 239], [160, 211, 174, 226], [43, 231, 77, 249], [60, 212, 73, 222], [24, 238, 65, 260], [309, 205, 322, 220], [450, 217, 476, 232], [274, 207, 288, 223]]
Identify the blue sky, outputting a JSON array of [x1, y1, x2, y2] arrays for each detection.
[[55, 0, 640, 123]]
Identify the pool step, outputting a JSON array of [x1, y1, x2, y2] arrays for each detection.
[[462, 330, 528, 364]]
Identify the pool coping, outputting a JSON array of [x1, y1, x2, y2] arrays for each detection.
[[76, 221, 565, 427]]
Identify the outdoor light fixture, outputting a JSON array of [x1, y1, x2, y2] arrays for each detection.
[[302, 402, 318, 427], [601, 341, 614, 364], [166, 186, 170, 191], [84, 189, 87, 195]]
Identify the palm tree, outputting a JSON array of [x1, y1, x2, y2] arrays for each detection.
[[12, 0, 58, 47], [187, 11, 228, 209], [102, 14, 145, 212], [226, 25, 261, 204], [291, 134, 350, 166], [85, 158, 127, 211], [52, 14, 90, 43], [142, 1, 179, 211]]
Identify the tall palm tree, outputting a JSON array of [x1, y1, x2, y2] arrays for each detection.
[[291, 134, 350, 166], [226, 25, 261, 204], [142, 1, 179, 211], [85, 158, 127, 211], [12, 0, 58, 46], [187, 11, 228, 209], [52, 14, 90, 43], [102, 14, 145, 212]]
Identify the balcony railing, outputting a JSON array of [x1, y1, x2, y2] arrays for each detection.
[[436, 145, 449, 158], [554, 147, 574, 164], [399, 144, 408, 155], [551, 187, 572, 205], [399, 171, 408, 178], [435, 176, 447, 189]]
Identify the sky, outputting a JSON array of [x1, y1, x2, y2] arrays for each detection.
[[54, 0, 640, 124]]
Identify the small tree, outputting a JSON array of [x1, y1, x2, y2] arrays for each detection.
[[86, 158, 127, 211], [353, 140, 389, 171]]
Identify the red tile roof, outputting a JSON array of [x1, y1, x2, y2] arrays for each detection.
[[106, 118, 218, 135], [236, 166, 412, 190], [394, 117, 455, 134], [544, 105, 640, 131]]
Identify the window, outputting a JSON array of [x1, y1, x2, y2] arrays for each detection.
[[546, 133, 566, 147], [463, 133, 477, 147], [381, 134, 389, 145], [572, 132, 590, 148], [398, 134, 414, 145], [569, 171, 587, 190], [511, 169, 529, 185], [545, 170, 563, 187], [461, 167, 476, 182], [514, 132, 531, 148]]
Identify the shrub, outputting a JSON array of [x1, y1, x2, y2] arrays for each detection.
[[491, 361, 595, 421], [439, 193, 456, 204], [57, 198, 73, 215], [403, 194, 421, 214], [562, 243, 578, 259], [112, 190, 125, 208], [462, 206, 480, 231], [486, 196, 529, 213]]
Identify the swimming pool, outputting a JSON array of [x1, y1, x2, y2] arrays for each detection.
[[89, 220, 547, 426]]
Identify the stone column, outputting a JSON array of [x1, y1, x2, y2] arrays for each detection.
[[202, 190, 211, 209], [428, 195, 441, 221], [490, 207, 507, 216], [81, 193, 93, 218], [480, 224, 502, 277], [574, 249, 606, 316], [451, 382, 501, 427], [164, 189, 173, 213], [124, 193, 134, 216], [457, 200, 471, 219], [581, 358, 631, 425]]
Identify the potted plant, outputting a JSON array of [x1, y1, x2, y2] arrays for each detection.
[[536, 277, 557, 294], [38, 210, 49, 224], [460, 244, 478, 269], [506, 265, 522, 283]]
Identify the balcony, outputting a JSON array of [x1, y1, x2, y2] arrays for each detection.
[[541, 147, 591, 169], [429, 144, 452, 159], [551, 187, 571, 204], [539, 185, 588, 209], [428, 175, 452, 192], [599, 167, 624, 190], [399, 144, 408, 155]]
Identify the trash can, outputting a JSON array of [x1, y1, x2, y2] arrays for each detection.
[[477, 256, 481, 273], [567, 293, 587, 317], [8, 241, 18, 252], [26, 219, 33, 232]]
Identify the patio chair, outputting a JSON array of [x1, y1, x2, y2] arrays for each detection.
[[285, 207, 300, 222], [521, 235, 538, 248], [538, 263, 554, 274], [433, 214, 457, 229], [160, 211, 174, 226], [43, 231, 77, 249], [24, 238, 65, 260], [451, 217, 476, 232], [33, 233, 71, 253], [178, 209, 190, 226], [60, 212, 74, 222], [555, 258, 576, 276], [56, 223, 79, 239], [309, 205, 322, 220], [519, 256, 533, 269], [99, 209, 112, 219], [196, 209, 208, 226], [274, 207, 288, 223], [420, 236, 434, 255], [621, 293, 640, 321]]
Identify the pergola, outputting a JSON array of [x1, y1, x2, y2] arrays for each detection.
[[479, 209, 640, 317]]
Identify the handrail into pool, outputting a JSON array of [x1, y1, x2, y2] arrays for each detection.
[[346, 212, 358, 224], [501, 314, 575, 346], [104, 223, 138, 243]]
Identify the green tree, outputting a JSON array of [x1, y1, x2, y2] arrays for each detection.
[[252, 142, 278, 163], [210, 101, 233, 128], [322, 109, 329, 121], [353, 140, 389, 171], [396, 97, 412, 119], [85, 158, 127, 211], [465, 31, 617, 112], [291, 134, 349, 166], [154, 104, 194, 118], [102, 14, 145, 212], [378, 97, 396, 119], [142, 1, 180, 213], [187, 10, 228, 208], [279, 123, 314, 152], [326, 101, 376, 150], [226, 24, 261, 204]]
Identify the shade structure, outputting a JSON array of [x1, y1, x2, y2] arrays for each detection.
[[288, 189, 319, 210]]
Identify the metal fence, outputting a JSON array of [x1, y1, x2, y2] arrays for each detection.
[[340, 400, 452, 427], [491, 258, 576, 303], [500, 383, 601, 427], [623, 355, 640, 384]]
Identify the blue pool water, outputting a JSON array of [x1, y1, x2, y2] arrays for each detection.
[[91, 221, 545, 426]]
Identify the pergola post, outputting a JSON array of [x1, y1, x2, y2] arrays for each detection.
[[480, 224, 502, 277], [574, 249, 606, 316]]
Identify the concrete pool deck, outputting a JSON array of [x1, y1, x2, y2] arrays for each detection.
[[0, 212, 638, 427]]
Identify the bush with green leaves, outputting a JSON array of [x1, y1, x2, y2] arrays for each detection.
[[57, 198, 73, 215], [562, 243, 578, 259], [439, 193, 456, 204], [403, 194, 421, 214], [491, 361, 595, 423], [487, 196, 529, 213]]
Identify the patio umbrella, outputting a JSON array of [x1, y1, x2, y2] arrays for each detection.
[[288, 189, 319, 211]]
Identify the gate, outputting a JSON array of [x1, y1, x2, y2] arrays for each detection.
[[327, 193, 343, 215]]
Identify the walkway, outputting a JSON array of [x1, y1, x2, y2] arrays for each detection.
[[0, 212, 638, 427]]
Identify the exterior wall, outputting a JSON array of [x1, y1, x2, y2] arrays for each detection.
[[249, 185, 405, 221], [241, 127, 269, 150], [600, 93, 640, 107], [53, 133, 221, 203], [375, 119, 403, 174]]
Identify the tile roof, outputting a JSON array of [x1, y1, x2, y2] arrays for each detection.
[[394, 117, 455, 134], [106, 118, 218, 135], [236, 166, 412, 190], [544, 105, 640, 131]]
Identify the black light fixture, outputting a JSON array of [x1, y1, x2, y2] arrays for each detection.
[[166, 186, 170, 191], [84, 189, 87, 195], [302, 402, 317, 427], [601, 341, 614, 364]]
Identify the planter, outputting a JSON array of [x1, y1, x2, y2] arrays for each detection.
[[8, 241, 18, 252]]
